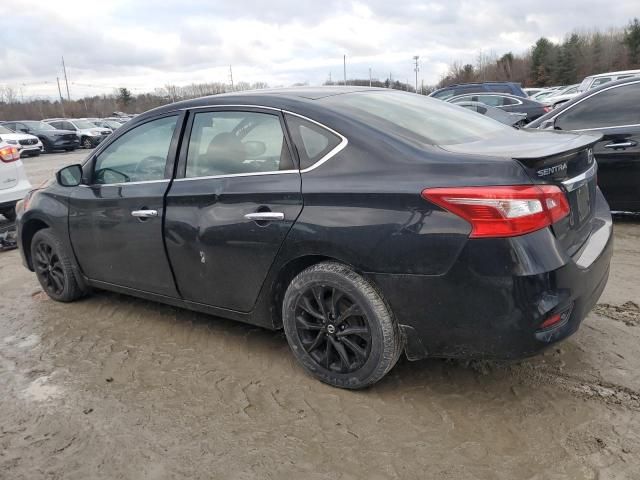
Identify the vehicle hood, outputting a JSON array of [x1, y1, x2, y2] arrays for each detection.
[[40, 129, 77, 136], [439, 129, 602, 160], [0, 133, 39, 141]]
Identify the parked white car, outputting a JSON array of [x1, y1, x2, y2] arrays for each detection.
[[577, 70, 640, 92], [0, 142, 32, 222], [0, 125, 43, 157], [542, 84, 580, 108]]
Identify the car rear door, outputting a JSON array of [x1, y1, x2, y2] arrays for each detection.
[[68, 113, 184, 296], [554, 81, 640, 211], [164, 107, 303, 312]]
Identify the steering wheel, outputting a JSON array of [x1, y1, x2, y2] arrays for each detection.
[[134, 156, 165, 179]]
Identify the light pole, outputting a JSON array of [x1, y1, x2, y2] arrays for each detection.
[[413, 56, 419, 93]]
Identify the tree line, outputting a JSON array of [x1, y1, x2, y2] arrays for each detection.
[[438, 18, 640, 88], [2, 17, 639, 120]]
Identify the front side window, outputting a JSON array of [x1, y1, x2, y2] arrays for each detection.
[[93, 116, 177, 184], [556, 83, 640, 130], [185, 111, 293, 178]]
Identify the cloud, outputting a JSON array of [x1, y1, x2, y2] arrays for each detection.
[[1, 0, 637, 100]]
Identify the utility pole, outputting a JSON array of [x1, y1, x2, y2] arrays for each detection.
[[413, 55, 419, 93], [389, 72, 392, 88], [229, 65, 234, 91], [56, 77, 66, 116], [343, 55, 347, 85], [328, 71, 332, 84], [421, 79, 424, 95], [369, 68, 372, 87], [62, 56, 71, 100]]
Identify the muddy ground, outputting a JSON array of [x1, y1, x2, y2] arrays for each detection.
[[1, 152, 640, 479]]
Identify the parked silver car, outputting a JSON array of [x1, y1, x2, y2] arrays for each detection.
[[46, 119, 111, 149]]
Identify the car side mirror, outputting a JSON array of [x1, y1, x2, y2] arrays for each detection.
[[56, 164, 83, 187], [540, 118, 556, 130], [244, 140, 267, 158]]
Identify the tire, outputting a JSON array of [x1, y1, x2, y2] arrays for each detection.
[[81, 137, 94, 149], [1, 208, 16, 222], [31, 229, 84, 302], [282, 261, 402, 389]]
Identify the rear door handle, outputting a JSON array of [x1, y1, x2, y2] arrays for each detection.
[[604, 141, 637, 149], [244, 212, 285, 222], [131, 209, 158, 218]]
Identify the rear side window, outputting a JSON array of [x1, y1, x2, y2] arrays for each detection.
[[184, 111, 293, 177], [556, 83, 640, 130], [431, 88, 454, 100], [285, 114, 342, 170]]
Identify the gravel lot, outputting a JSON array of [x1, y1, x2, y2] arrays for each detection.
[[1, 152, 640, 479]]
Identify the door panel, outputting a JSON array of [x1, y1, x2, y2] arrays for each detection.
[[164, 108, 302, 312], [593, 127, 640, 211], [69, 114, 182, 296], [165, 174, 302, 311], [69, 181, 178, 296]]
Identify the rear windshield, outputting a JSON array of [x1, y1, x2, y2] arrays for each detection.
[[322, 90, 510, 145]]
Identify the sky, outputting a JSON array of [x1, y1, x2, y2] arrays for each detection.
[[1, 0, 638, 100]]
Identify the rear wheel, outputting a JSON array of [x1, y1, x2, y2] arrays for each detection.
[[31, 229, 84, 302], [283, 262, 402, 389]]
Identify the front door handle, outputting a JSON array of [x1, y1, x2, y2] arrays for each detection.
[[604, 141, 637, 149], [244, 212, 285, 222], [131, 209, 158, 218]]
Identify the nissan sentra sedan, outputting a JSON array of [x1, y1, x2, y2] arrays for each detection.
[[16, 87, 612, 389]]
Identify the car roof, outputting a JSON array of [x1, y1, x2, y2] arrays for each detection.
[[528, 76, 640, 127], [144, 86, 388, 118], [585, 69, 640, 79]]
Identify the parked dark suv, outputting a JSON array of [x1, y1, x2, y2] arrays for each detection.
[[1, 121, 79, 153], [430, 82, 527, 100], [16, 88, 612, 389]]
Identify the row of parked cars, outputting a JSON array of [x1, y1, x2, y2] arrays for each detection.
[[430, 72, 640, 213], [430, 69, 640, 126], [0, 115, 133, 156]]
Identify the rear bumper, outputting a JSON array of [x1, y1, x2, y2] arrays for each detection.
[[369, 191, 613, 361]]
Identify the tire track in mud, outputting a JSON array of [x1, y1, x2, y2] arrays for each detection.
[[594, 301, 640, 327]]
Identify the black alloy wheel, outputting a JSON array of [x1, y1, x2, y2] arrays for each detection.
[[31, 229, 85, 302], [283, 262, 402, 389], [34, 241, 65, 296], [295, 285, 372, 374]]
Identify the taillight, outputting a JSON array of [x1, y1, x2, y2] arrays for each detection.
[[422, 185, 570, 238], [543, 106, 552, 113], [0, 145, 20, 162]]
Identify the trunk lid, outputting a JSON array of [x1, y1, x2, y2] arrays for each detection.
[[440, 130, 602, 256]]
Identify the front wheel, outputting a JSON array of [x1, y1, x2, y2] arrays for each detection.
[[283, 262, 402, 389], [31, 229, 85, 302], [81, 137, 94, 149]]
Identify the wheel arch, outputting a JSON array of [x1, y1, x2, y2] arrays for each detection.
[[21, 218, 50, 270]]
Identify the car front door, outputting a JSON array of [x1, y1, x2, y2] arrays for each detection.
[[68, 113, 183, 296], [554, 81, 640, 211], [164, 107, 303, 312]]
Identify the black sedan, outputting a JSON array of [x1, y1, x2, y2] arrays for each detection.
[[16, 88, 612, 389], [528, 77, 640, 212], [0, 121, 79, 153], [446, 92, 550, 122]]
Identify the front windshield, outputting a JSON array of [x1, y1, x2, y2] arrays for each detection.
[[323, 90, 510, 145], [577, 77, 591, 92], [105, 121, 122, 128], [74, 120, 99, 129], [0, 125, 14, 134], [24, 121, 56, 130]]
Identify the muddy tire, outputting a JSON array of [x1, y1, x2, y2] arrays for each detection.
[[31, 229, 84, 302], [282, 261, 402, 389]]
